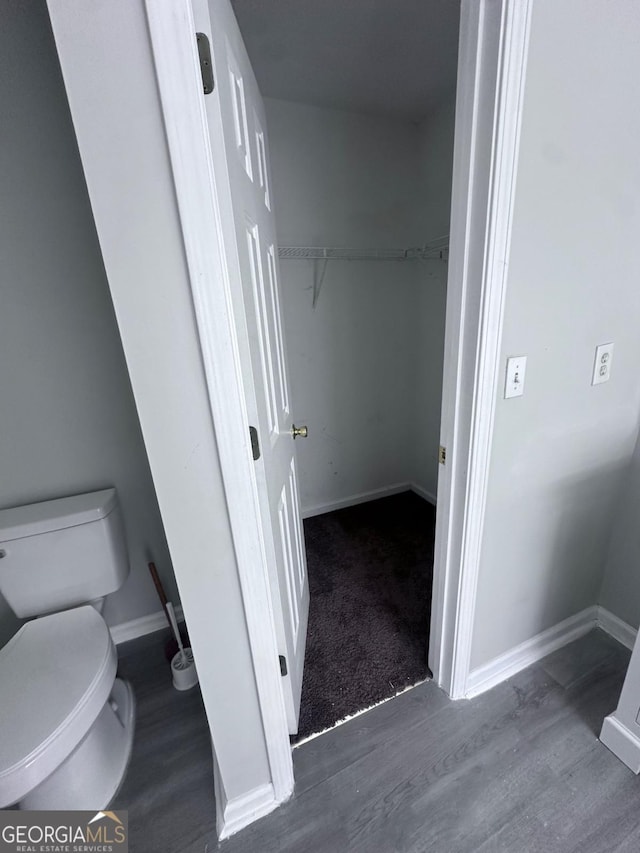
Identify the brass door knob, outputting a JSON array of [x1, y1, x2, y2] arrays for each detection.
[[291, 424, 308, 439]]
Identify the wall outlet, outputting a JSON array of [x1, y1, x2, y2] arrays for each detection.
[[592, 343, 614, 385], [505, 355, 527, 399]]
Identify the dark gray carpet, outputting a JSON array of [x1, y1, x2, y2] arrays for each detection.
[[295, 491, 435, 743]]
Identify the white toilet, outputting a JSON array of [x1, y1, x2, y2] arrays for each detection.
[[0, 488, 135, 810]]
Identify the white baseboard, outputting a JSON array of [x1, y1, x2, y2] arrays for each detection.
[[465, 605, 638, 700], [600, 715, 640, 774], [301, 483, 411, 518], [108, 604, 184, 645], [596, 606, 637, 651], [410, 483, 437, 506], [218, 782, 277, 840], [465, 606, 599, 698], [213, 748, 226, 840], [301, 481, 437, 518]]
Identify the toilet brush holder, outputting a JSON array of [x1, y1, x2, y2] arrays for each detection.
[[165, 600, 198, 691], [171, 648, 199, 691]]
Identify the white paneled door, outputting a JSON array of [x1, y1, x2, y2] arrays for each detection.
[[192, 0, 309, 733]]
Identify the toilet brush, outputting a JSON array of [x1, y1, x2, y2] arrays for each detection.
[[147, 562, 190, 661], [166, 601, 198, 691]]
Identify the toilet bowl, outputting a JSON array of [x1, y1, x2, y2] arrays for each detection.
[[0, 489, 135, 809], [0, 606, 135, 809]]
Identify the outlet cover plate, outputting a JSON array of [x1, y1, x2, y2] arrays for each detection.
[[592, 343, 614, 385]]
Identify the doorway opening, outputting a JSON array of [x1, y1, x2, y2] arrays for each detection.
[[230, 0, 460, 743]]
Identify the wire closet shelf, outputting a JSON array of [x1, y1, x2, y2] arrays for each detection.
[[278, 234, 449, 263]]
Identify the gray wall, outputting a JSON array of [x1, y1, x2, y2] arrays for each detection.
[[417, 100, 457, 241], [471, 0, 640, 669], [265, 97, 452, 512], [265, 97, 419, 515], [0, 0, 178, 645]]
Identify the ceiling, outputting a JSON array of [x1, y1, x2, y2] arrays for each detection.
[[229, 0, 460, 122]]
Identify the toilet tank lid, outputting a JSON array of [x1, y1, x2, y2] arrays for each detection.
[[0, 489, 118, 542]]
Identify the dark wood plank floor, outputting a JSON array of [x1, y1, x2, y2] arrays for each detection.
[[112, 630, 216, 852], [116, 629, 640, 853]]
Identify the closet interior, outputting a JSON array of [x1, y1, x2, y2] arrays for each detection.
[[231, 0, 461, 740]]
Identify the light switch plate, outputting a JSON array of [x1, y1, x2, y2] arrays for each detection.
[[592, 343, 614, 385], [505, 355, 527, 399]]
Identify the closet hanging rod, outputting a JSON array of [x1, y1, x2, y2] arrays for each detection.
[[278, 235, 449, 263]]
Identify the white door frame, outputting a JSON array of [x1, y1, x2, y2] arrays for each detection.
[[429, 0, 532, 698], [144, 0, 531, 820]]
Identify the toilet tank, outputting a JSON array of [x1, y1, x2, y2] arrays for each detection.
[[0, 489, 129, 618]]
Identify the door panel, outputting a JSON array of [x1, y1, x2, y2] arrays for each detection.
[[193, 0, 309, 733]]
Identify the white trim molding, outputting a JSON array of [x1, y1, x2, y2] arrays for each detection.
[[600, 716, 640, 774], [301, 483, 412, 519], [429, 0, 533, 699], [599, 607, 640, 774], [596, 606, 637, 651], [301, 482, 437, 518], [410, 483, 438, 506], [109, 605, 184, 646], [466, 606, 598, 698], [218, 782, 278, 840], [465, 605, 637, 699]]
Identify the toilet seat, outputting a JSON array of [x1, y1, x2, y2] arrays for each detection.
[[0, 605, 116, 807]]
